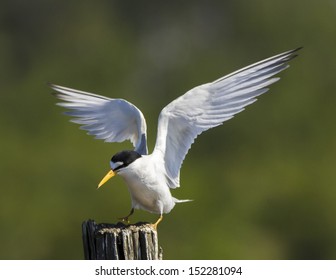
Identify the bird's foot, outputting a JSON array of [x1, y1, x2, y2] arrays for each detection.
[[151, 215, 163, 230], [118, 216, 131, 224], [118, 208, 134, 224]]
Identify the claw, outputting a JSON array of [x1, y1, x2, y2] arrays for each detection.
[[118, 208, 134, 224], [118, 216, 131, 224]]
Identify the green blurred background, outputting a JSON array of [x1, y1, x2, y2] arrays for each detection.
[[1, 0, 336, 259]]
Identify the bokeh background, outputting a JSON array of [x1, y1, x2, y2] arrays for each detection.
[[1, 0, 336, 259]]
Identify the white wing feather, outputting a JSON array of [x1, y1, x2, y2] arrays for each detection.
[[153, 48, 300, 188], [50, 84, 148, 155]]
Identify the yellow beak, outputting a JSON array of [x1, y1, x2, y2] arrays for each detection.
[[97, 170, 115, 189]]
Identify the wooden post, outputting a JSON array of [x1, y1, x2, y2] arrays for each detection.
[[82, 220, 163, 260]]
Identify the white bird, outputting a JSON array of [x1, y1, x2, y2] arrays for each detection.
[[51, 48, 300, 228]]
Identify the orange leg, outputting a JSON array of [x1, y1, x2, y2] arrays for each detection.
[[152, 214, 163, 230]]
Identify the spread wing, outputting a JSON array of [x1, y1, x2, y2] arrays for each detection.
[[153, 48, 301, 188], [51, 84, 148, 155]]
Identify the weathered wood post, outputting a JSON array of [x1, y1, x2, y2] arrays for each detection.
[[82, 220, 163, 260]]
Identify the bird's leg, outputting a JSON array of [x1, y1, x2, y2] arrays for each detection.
[[118, 208, 134, 224], [151, 214, 163, 230]]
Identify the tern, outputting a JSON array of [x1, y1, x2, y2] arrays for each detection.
[[51, 48, 300, 228]]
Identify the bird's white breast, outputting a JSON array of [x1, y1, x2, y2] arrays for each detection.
[[117, 155, 175, 214]]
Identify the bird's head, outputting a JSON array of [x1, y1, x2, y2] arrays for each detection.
[[97, 150, 142, 188]]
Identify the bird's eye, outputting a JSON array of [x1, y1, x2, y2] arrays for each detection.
[[110, 161, 124, 171]]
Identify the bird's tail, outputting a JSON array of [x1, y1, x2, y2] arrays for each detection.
[[173, 198, 193, 203]]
